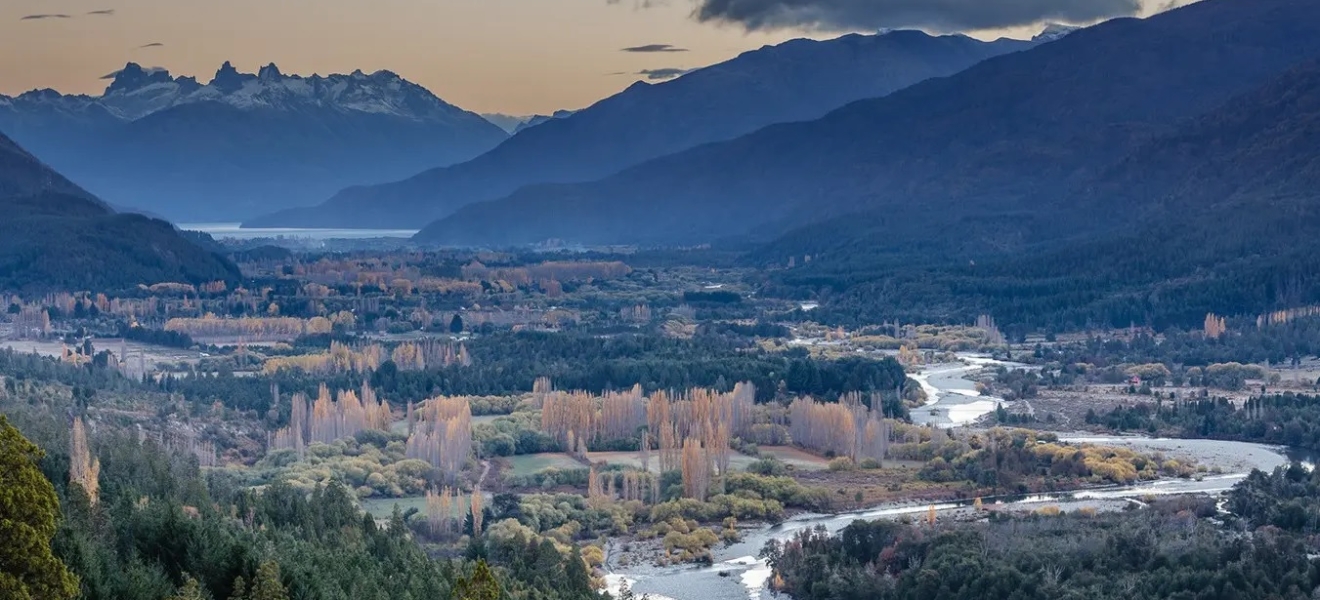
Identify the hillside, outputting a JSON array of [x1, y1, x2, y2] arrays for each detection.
[[0, 63, 506, 221], [415, 0, 1320, 248], [767, 61, 1320, 330], [248, 30, 1035, 229], [0, 130, 239, 291]]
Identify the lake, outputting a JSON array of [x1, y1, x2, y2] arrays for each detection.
[[180, 222, 419, 240]]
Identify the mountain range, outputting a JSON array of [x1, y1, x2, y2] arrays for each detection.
[[248, 29, 1040, 229], [0, 129, 238, 292], [0, 63, 507, 221], [414, 0, 1320, 251], [481, 110, 577, 134]]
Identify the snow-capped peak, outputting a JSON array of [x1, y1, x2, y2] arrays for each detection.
[[2, 62, 484, 125], [1034, 23, 1082, 43], [104, 63, 174, 95], [257, 63, 283, 80]]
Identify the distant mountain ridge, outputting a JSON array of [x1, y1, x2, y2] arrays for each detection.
[[513, 110, 578, 134], [248, 29, 1040, 229], [775, 59, 1320, 330], [480, 110, 577, 134], [414, 0, 1320, 248], [0, 128, 239, 292], [0, 62, 507, 221]]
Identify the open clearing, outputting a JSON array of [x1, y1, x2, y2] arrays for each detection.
[[1, 338, 205, 376], [505, 453, 584, 476]]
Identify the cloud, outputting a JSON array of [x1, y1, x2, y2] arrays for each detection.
[[637, 67, 691, 80], [87, 9, 115, 16], [622, 44, 689, 52], [138, 42, 165, 48], [21, 14, 73, 20], [607, 0, 669, 7], [680, 0, 1143, 33]]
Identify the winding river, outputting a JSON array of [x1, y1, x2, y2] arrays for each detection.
[[603, 356, 1300, 600]]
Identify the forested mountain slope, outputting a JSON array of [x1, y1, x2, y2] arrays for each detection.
[[250, 30, 1035, 228], [0, 130, 238, 291], [416, 0, 1320, 248]]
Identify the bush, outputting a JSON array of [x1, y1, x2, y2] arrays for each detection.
[[828, 457, 857, 472], [746, 457, 787, 476]]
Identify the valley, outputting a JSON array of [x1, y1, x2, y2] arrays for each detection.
[[3, 0, 1320, 599], [6, 239, 1320, 600]]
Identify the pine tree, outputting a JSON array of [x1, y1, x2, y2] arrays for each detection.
[[561, 547, 594, 597], [455, 560, 501, 600], [227, 577, 247, 600], [168, 576, 213, 600], [247, 561, 289, 600], [0, 416, 80, 600]]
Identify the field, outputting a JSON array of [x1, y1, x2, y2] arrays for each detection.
[[504, 453, 585, 476], [361, 495, 429, 519], [1, 338, 204, 374]]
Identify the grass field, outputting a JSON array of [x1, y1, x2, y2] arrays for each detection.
[[361, 495, 429, 519], [757, 446, 833, 470], [504, 453, 585, 476], [585, 451, 653, 471]]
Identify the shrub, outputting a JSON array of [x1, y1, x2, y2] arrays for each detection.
[[828, 457, 857, 472]]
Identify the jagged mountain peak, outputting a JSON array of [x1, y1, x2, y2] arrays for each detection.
[[210, 60, 253, 92], [103, 63, 174, 95], [0, 61, 496, 125], [257, 62, 283, 80]]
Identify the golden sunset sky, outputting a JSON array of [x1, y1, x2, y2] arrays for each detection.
[[0, 0, 1193, 115]]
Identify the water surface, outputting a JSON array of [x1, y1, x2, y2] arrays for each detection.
[[180, 222, 419, 240]]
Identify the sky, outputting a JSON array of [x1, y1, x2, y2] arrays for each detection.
[[0, 0, 1197, 115]]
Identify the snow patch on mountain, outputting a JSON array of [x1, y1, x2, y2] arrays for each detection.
[[0, 61, 483, 125]]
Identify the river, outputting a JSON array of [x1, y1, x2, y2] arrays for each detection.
[[909, 354, 1028, 427], [602, 357, 1298, 600]]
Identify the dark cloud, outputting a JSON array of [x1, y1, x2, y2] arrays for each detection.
[[687, 0, 1142, 32], [622, 44, 689, 52], [87, 9, 115, 16], [138, 42, 165, 48], [21, 14, 73, 20], [638, 68, 691, 80]]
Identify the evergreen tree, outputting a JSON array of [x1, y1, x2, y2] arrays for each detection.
[[455, 560, 501, 600], [227, 577, 247, 600], [168, 576, 213, 600], [0, 415, 80, 600], [247, 562, 289, 600], [561, 547, 594, 598], [450, 314, 465, 334]]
